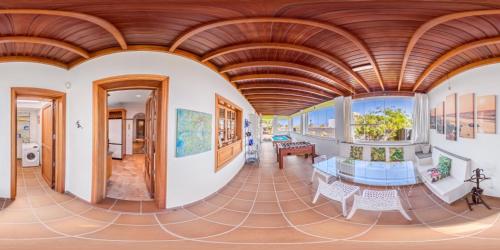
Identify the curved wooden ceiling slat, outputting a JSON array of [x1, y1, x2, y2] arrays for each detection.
[[202, 42, 370, 92], [220, 60, 355, 94], [242, 89, 328, 101], [413, 36, 500, 91], [0, 36, 89, 58], [425, 57, 500, 93], [398, 9, 500, 91], [0, 56, 68, 69], [168, 17, 384, 90], [0, 9, 127, 49], [238, 82, 334, 99], [230, 73, 343, 96]]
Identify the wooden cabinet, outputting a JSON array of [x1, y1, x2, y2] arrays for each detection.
[[215, 94, 243, 171]]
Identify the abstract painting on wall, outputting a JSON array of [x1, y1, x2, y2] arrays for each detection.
[[445, 93, 457, 141], [430, 107, 436, 129], [459, 93, 475, 139], [477, 95, 497, 134], [176, 108, 212, 157], [436, 102, 445, 134]]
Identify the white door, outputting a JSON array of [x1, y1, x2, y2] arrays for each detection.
[[108, 119, 123, 159]]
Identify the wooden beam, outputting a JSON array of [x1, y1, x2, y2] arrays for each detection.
[[413, 36, 500, 91], [169, 17, 383, 90], [238, 82, 334, 99], [0, 36, 90, 58], [231, 73, 344, 95], [242, 89, 328, 101], [425, 57, 500, 93], [202, 43, 370, 92], [0, 56, 68, 69], [397, 9, 500, 91], [0, 9, 127, 49], [246, 95, 319, 104], [221, 60, 354, 93]]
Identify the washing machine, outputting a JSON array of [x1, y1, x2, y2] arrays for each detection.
[[22, 143, 40, 167]]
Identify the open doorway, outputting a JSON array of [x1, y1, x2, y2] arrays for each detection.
[[10, 88, 66, 199], [106, 90, 153, 201], [92, 75, 168, 208]]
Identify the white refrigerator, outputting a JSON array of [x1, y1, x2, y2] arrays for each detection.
[[108, 119, 123, 159]]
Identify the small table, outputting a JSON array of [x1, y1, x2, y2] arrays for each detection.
[[277, 142, 315, 169], [271, 135, 291, 147], [313, 157, 420, 186]]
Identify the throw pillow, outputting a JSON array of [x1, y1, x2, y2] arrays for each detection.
[[438, 155, 452, 178], [427, 168, 442, 182], [371, 147, 386, 161], [350, 146, 363, 160], [389, 147, 404, 162]]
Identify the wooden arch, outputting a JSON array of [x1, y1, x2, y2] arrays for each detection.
[[426, 57, 500, 92], [0, 9, 127, 49], [0, 56, 68, 69], [203, 42, 369, 92], [398, 9, 500, 91], [168, 17, 383, 90], [230, 73, 344, 95], [238, 82, 335, 99], [220, 60, 355, 93], [0, 36, 90, 58], [413, 36, 500, 91]]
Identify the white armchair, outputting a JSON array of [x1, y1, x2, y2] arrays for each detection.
[[347, 189, 411, 221], [312, 179, 360, 216], [310, 155, 333, 183]]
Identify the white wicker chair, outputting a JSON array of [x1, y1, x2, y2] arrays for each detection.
[[312, 179, 360, 216], [310, 155, 333, 183], [346, 189, 412, 221]]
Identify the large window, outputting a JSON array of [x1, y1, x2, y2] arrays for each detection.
[[352, 97, 414, 142], [291, 115, 302, 133], [306, 106, 335, 137], [276, 117, 289, 133]]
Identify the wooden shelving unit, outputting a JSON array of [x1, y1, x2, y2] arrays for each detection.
[[215, 94, 242, 171]]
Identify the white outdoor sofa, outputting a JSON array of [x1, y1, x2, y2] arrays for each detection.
[[416, 147, 472, 204]]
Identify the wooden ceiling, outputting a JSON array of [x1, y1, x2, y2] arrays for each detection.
[[2, 1, 500, 115]]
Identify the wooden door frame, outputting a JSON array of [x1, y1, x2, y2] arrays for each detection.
[[92, 74, 168, 208], [11, 87, 66, 199]]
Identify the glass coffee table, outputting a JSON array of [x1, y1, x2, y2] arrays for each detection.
[[313, 157, 420, 186]]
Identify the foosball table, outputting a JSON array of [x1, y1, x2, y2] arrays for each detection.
[[276, 142, 315, 169]]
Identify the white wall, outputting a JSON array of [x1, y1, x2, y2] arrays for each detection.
[[290, 133, 338, 157], [428, 63, 500, 197], [0, 52, 255, 208], [0, 63, 69, 197]]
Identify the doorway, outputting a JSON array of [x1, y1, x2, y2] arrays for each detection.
[[10, 88, 66, 199], [92, 75, 168, 208]]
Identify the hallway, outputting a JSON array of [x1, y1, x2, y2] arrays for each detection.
[[106, 154, 152, 201], [0, 142, 499, 249]]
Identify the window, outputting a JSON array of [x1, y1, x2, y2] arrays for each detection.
[[291, 115, 302, 134], [306, 106, 335, 137], [352, 97, 414, 142], [276, 118, 289, 133]]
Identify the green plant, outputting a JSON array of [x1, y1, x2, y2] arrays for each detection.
[[353, 108, 412, 141], [371, 147, 386, 161], [389, 147, 404, 162]]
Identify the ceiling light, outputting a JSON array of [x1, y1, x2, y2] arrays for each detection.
[[352, 64, 373, 72], [136, 94, 142, 98]]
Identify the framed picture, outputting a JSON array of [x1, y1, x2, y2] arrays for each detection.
[[436, 102, 445, 134], [430, 107, 436, 129], [176, 108, 212, 157], [459, 93, 474, 139], [445, 93, 457, 141], [477, 95, 497, 134]]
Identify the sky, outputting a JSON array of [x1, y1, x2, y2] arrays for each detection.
[[352, 97, 414, 117]]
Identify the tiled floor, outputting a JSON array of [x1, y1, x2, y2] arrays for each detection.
[[1, 142, 500, 249], [106, 154, 152, 201]]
